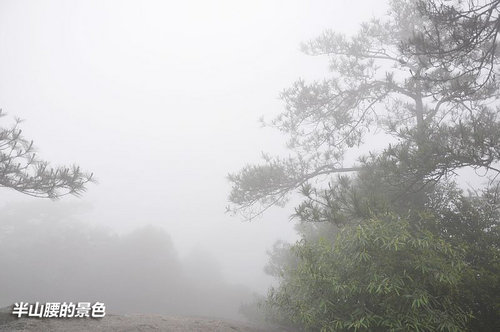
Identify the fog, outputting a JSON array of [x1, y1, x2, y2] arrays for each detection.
[[0, 0, 387, 320], [0, 201, 254, 319]]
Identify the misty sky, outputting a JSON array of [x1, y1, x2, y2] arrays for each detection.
[[0, 0, 388, 293]]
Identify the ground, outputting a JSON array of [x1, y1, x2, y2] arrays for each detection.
[[0, 307, 289, 332]]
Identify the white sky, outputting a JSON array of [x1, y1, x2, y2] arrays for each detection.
[[0, 0, 388, 292]]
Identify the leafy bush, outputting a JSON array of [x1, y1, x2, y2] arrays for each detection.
[[266, 215, 471, 332]]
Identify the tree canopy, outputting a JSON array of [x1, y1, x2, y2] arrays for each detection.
[[230, 0, 500, 331], [228, 0, 500, 220], [0, 111, 93, 198], [412, 0, 500, 94]]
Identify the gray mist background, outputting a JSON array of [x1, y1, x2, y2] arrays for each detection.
[[0, 0, 387, 320]]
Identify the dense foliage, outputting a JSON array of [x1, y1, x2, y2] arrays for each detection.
[[268, 216, 469, 332], [261, 173, 499, 331]]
